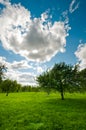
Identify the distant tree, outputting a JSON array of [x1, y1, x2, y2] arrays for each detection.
[[10, 80, 22, 92], [28, 86, 32, 92], [37, 62, 80, 100], [16, 83, 22, 92], [31, 86, 40, 92], [1, 79, 12, 96], [0, 64, 7, 92], [21, 86, 28, 92], [21, 85, 40, 92], [1, 79, 21, 96]]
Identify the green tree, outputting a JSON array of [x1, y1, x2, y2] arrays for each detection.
[[37, 71, 54, 95], [1, 79, 12, 96], [0, 64, 7, 92], [51, 63, 80, 100], [37, 62, 79, 100], [1, 79, 21, 96]]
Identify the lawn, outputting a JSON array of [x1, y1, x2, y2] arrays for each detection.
[[0, 92, 86, 130]]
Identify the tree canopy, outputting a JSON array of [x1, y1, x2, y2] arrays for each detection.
[[37, 62, 82, 100]]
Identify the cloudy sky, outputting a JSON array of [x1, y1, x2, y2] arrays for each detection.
[[0, 0, 86, 85]]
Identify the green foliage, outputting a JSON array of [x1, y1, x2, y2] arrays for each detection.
[[0, 92, 86, 130], [0, 79, 41, 94], [37, 71, 54, 95], [51, 63, 80, 90], [21, 85, 40, 92], [37, 62, 81, 100], [0, 79, 22, 95]]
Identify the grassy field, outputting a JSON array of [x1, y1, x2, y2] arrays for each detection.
[[0, 92, 86, 130]]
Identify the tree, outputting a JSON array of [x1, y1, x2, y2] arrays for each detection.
[[1, 79, 21, 96], [37, 62, 79, 100], [1, 79, 13, 96], [51, 63, 80, 100], [0, 64, 7, 92], [37, 71, 54, 95]]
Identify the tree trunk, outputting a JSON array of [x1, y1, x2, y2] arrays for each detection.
[[60, 83, 64, 100], [61, 90, 64, 100], [6, 91, 8, 96]]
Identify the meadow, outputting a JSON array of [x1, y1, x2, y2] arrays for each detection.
[[0, 92, 86, 130]]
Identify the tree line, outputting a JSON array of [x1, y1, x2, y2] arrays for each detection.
[[0, 63, 40, 95], [0, 78, 40, 96], [0, 62, 86, 99], [0, 79, 40, 96]]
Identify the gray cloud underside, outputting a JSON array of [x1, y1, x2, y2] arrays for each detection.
[[0, 56, 37, 85], [0, 0, 70, 62]]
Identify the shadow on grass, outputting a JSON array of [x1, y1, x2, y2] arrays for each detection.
[[44, 97, 86, 111]]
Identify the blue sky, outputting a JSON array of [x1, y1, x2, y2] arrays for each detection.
[[0, 0, 86, 85]]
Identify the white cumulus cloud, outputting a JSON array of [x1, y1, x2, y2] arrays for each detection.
[[10, 60, 32, 70], [75, 44, 86, 70], [69, 0, 79, 13], [0, 56, 36, 85], [0, 0, 70, 62]]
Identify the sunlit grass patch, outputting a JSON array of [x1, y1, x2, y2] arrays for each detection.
[[0, 92, 86, 130]]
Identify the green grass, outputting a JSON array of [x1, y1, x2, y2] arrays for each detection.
[[0, 92, 86, 130]]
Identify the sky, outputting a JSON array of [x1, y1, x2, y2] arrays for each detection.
[[0, 0, 86, 85]]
